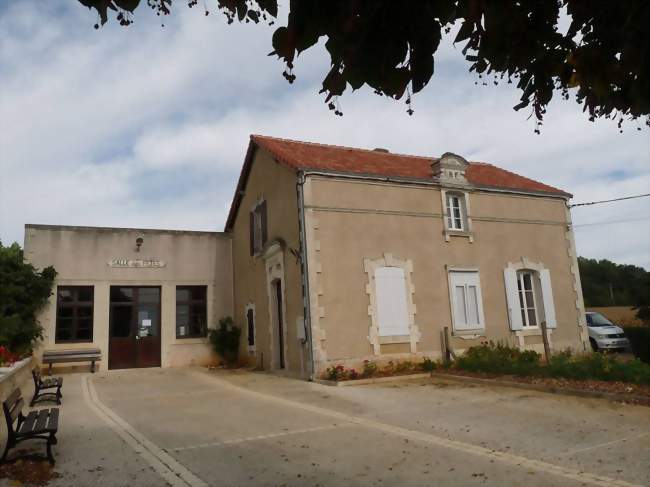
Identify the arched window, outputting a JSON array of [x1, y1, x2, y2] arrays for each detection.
[[517, 270, 540, 328]]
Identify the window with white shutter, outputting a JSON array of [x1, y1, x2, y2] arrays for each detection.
[[448, 270, 485, 331], [375, 266, 410, 337], [503, 264, 557, 331]]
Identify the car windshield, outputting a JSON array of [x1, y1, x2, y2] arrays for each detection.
[[586, 313, 614, 327]]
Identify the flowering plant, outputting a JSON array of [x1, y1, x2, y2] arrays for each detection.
[[0, 346, 19, 367]]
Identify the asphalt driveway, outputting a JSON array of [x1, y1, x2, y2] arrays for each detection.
[[5, 368, 648, 486]]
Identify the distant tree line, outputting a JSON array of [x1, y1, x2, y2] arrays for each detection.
[[578, 257, 649, 321]]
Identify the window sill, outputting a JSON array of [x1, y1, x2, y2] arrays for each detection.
[[451, 329, 485, 340], [378, 335, 411, 345], [444, 229, 474, 242], [514, 328, 544, 337]]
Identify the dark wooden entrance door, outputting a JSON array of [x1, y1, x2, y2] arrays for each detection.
[[109, 286, 161, 369], [274, 279, 285, 369]]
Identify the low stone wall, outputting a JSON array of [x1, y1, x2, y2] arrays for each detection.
[[0, 356, 34, 402]]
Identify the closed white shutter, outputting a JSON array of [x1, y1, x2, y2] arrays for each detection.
[[504, 268, 523, 330], [539, 269, 557, 329], [449, 271, 485, 331], [375, 266, 410, 336]]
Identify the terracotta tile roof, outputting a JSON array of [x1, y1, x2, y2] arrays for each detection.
[[251, 134, 569, 196], [224, 135, 569, 231]]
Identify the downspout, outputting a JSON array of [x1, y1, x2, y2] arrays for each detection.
[[297, 172, 315, 380]]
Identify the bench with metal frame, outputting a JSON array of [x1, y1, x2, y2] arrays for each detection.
[[42, 348, 102, 374], [31, 368, 63, 407], [2, 388, 59, 465]]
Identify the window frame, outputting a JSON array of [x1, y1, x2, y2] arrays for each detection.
[[447, 269, 486, 334], [446, 193, 465, 231], [517, 271, 540, 328], [55, 286, 94, 344], [175, 285, 208, 339]]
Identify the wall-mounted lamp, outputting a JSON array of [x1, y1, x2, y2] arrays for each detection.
[[135, 237, 144, 252]]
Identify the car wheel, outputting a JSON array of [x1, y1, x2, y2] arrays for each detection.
[[589, 338, 599, 352]]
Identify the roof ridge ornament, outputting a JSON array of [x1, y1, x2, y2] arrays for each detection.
[[432, 152, 469, 185]]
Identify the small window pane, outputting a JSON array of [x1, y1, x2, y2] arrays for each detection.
[[527, 308, 537, 327], [77, 288, 94, 302], [191, 287, 206, 301], [58, 307, 74, 318], [176, 289, 190, 302], [525, 290, 535, 309], [139, 288, 160, 303], [176, 304, 189, 325], [77, 306, 93, 318], [111, 287, 133, 302], [58, 289, 73, 302]]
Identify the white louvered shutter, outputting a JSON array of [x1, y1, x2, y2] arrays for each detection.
[[375, 267, 410, 336], [503, 268, 523, 330], [539, 269, 557, 329]]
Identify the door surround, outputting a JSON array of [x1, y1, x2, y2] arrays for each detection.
[[264, 242, 288, 371]]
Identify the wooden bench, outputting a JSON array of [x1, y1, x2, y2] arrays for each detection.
[[31, 368, 63, 407], [2, 388, 59, 465], [42, 348, 102, 374]]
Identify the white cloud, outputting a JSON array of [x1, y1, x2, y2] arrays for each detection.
[[1, 0, 648, 269]]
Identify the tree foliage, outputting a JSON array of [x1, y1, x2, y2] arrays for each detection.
[[578, 257, 649, 321], [76, 0, 648, 130], [0, 242, 57, 354]]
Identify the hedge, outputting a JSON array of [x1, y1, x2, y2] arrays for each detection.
[[624, 326, 650, 364]]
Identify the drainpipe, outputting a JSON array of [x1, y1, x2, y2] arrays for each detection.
[[297, 172, 315, 381]]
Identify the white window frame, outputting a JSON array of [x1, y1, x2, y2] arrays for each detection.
[[364, 253, 420, 355], [447, 268, 486, 334], [446, 193, 465, 230], [504, 258, 558, 349], [517, 271, 539, 328], [440, 190, 473, 242]]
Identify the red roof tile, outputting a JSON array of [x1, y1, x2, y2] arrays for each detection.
[[251, 135, 569, 196]]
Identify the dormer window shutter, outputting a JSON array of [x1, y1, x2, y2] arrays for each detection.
[[249, 211, 255, 256], [260, 200, 268, 246]]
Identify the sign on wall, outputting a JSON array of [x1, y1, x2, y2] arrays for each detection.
[[107, 258, 166, 268]]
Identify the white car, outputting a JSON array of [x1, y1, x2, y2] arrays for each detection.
[[585, 311, 630, 352]]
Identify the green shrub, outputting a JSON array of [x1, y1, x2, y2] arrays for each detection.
[[362, 360, 378, 378], [545, 350, 650, 385], [0, 242, 57, 355], [208, 316, 241, 365], [455, 341, 541, 376], [623, 326, 650, 364], [420, 357, 436, 372]]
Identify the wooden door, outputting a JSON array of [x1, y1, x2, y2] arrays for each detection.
[[109, 287, 161, 369]]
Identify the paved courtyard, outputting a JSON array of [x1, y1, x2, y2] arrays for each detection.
[[2, 368, 649, 486]]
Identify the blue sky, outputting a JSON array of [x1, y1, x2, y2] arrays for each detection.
[[1, 1, 649, 268]]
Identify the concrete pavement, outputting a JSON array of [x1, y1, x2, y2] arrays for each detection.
[[2, 368, 648, 486]]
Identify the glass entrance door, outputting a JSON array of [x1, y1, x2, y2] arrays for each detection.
[[109, 286, 161, 369]]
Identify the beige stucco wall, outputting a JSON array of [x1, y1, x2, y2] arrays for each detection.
[[24, 225, 233, 370], [303, 176, 587, 374], [230, 148, 308, 377]]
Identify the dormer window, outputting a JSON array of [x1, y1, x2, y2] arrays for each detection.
[[446, 193, 466, 231]]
